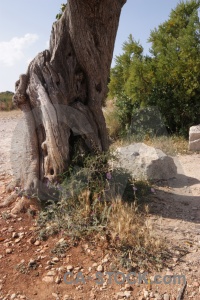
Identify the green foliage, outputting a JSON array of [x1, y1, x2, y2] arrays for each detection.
[[37, 152, 113, 239], [109, 0, 200, 136], [0, 91, 15, 111], [56, 3, 67, 20]]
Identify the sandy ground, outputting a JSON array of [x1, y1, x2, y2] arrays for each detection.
[[0, 111, 200, 300], [0, 111, 23, 177]]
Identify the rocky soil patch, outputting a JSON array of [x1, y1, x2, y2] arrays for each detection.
[[0, 111, 200, 299]]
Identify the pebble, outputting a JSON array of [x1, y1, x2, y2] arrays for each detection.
[[154, 293, 162, 300], [116, 292, 125, 299], [5, 248, 12, 254], [92, 263, 97, 267], [97, 265, 103, 272], [63, 295, 72, 300], [125, 284, 132, 291], [34, 240, 41, 246], [143, 290, 149, 298], [193, 281, 199, 287], [42, 276, 54, 283], [55, 276, 61, 284], [149, 292, 154, 298], [57, 238, 65, 244], [52, 257, 59, 262], [163, 293, 170, 300], [28, 259, 36, 267], [15, 238, 21, 243], [12, 232, 19, 238], [166, 269, 173, 276], [66, 265, 73, 271], [124, 291, 132, 298], [28, 237, 36, 244], [46, 270, 56, 276]]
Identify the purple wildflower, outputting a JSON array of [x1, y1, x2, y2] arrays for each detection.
[[106, 172, 112, 180], [151, 187, 155, 193]]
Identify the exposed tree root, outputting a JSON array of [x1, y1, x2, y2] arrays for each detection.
[[10, 196, 41, 215], [0, 193, 18, 208]]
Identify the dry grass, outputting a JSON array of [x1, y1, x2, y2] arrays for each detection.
[[37, 183, 168, 270], [111, 134, 189, 156], [103, 99, 121, 138], [104, 99, 190, 156], [108, 197, 159, 248]]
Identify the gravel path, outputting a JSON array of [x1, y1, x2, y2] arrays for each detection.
[[0, 111, 24, 177]]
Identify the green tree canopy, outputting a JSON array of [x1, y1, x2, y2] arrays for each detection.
[[109, 0, 200, 136]]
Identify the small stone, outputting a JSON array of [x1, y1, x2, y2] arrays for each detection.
[[12, 232, 19, 238], [193, 281, 199, 287], [63, 295, 72, 300], [55, 276, 61, 284], [15, 238, 21, 243], [34, 240, 41, 246], [163, 293, 170, 300], [90, 291, 96, 299], [5, 248, 12, 254], [42, 276, 54, 283], [52, 293, 59, 298], [149, 292, 154, 298], [66, 265, 73, 271], [46, 270, 56, 276], [124, 291, 132, 298], [57, 238, 65, 244], [154, 293, 162, 300], [166, 269, 173, 276], [28, 237, 36, 244], [125, 283, 132, 291], [116, 292, 125, 299], [92, 263, 97, 267], [10, 294, 17, 300], [97, 265, 103, 272], [172, 257, 178, 263], [28, 259, 36, 267], [52, 257, 59, 262], [143, 290, 149, 298]]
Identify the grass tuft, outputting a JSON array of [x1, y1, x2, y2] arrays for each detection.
[[37, 152, 170, 271]]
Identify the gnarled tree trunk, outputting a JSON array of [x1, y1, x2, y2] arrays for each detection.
[[10, 0, 126, 201]]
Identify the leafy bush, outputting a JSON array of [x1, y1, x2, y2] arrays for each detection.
[[0, 91, 15, 111], [108, 0, 200, 137]]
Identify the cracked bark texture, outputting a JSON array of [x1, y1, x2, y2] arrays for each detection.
[[12, 0, 126, 198]]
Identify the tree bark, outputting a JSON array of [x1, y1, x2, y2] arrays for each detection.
[[11, 0, 126, 199]]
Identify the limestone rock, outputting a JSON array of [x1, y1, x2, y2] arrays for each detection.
[[114, 143, 177, 180], [189, 125, 200, 151]]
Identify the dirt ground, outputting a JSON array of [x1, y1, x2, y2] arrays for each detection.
[[0, 111, 199, 300]]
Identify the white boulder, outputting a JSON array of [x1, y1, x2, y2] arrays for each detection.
[[114, 143, 177, 180], [189, 125, 200, 151]]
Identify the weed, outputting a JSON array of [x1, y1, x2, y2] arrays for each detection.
[[37, 151, 169, 271], [51, 240, 70, 256]]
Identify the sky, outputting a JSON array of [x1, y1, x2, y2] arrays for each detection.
[[0, 0, 181, 92]]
